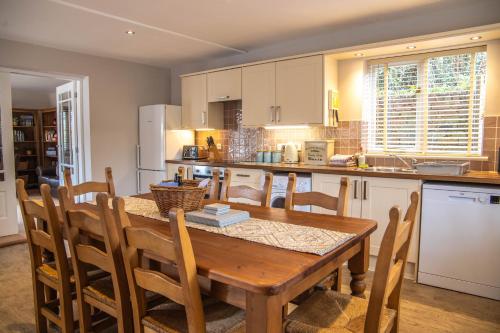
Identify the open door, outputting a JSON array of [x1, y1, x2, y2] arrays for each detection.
[[0, 72, 19, 237], [56, 81, 80, 187]]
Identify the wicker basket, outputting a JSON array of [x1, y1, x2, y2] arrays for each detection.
[[150, 180, 206, 217]]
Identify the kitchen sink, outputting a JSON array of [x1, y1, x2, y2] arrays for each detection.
[[360, 166, 419, 174]]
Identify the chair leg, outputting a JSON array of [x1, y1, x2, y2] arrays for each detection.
[[59, 291, 74, 333], [332, 268, 342, 292], [34, 280, 48, 333], [78, 299, 92, 333]]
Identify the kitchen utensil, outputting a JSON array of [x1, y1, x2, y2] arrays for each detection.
[[271, 151, 282, 163], [263, 151, 272, 163]]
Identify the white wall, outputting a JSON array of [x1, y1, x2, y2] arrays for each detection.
[[338, 59, 365, 121], [0, 38, 170, 195], [170, 0, 500, 104], [11, 89, 56, 109]]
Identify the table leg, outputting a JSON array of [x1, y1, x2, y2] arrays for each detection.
[[348, 237, 370, 298], [246, 292, 283, 333]]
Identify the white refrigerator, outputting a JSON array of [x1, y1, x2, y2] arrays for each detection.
[[137, 105, 194, 193]]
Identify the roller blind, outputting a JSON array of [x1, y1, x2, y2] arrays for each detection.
[[365, 47, 487, 156]]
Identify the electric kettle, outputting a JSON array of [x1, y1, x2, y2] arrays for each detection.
[[283, 142, 299, 163]]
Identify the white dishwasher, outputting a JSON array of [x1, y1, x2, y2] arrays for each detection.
[[418, 182, 500, 300]]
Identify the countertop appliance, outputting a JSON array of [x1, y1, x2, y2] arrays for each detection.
[[270, 172, 311, 212], [418, 182, 500, 300], [304, 140, 335, 165], [182, 145, 208, 160], [283, 143, 299, 163], [137, 105, 194, 194]]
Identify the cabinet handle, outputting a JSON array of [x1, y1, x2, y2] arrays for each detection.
[[217, 95, 230, 100], [353, 180, 358, 199], [276, 106, 281, 122], [235, 174, 251, 178], [270, 106, 275, 122], [363, 180, 368, 200], [201, 111, 206, 125]]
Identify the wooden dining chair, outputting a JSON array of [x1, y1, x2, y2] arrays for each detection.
[[113, 199, 245, 333], [16, 180, 74, 333], [63, 166, 115, 203], [285, 173, 349, 216], [284, 192, 420, 333], [58, 187, 132, 333], [285, 173, 349, 292], [220, 169, 273, 207]]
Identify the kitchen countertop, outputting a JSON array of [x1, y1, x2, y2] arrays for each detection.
[[166, 159, 500, 185]]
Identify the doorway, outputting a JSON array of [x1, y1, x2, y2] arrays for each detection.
[[0, 69, 90, 238]]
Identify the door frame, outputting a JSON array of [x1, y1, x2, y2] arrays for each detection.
[[0, 66, 92, 191]]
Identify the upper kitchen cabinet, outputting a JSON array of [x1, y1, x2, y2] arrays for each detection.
[[207, 68, 242, 102], [242, 62, 276, 127], [182, 74, 223, 129], [275, 55, 324, 125]]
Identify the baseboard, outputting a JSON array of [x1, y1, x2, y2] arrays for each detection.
[[0, 233, 27, 248]]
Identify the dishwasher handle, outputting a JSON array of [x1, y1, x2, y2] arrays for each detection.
[[448, 195, 476, 202]]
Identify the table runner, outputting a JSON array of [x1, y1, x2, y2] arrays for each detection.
[[120, 197, 355, 256]]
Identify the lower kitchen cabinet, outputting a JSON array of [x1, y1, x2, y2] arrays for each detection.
[[312, 173, 421, 264]]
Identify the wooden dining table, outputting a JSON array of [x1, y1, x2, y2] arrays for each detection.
[[77, 194, 377, 333]]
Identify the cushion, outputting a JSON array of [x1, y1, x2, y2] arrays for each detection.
[[285, 291, 396, 333], [36, 260, 75, 284], [142, 297, 245, 333]]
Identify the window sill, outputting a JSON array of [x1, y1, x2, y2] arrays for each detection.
[[365, 153, 489, 161]]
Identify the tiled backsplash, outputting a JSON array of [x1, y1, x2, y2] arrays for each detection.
[[195, 101, 499, 172]]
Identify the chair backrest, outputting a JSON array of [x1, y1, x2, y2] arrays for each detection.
[[114, 198, 205, 333], [16, 180, 72, 287], [63, 166, 115, 202], [220, 169, 273, 207], [285, 173, 349, 216], [208, 168, 220, 200], [58, 187, 129, 313], [365, 192, 420, 333]]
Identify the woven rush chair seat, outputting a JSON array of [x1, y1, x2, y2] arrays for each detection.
[[142, 298, 245, 333], [37, 260, 76, 284], [285, 291, 396, 333], [83, 276, 116, 308]]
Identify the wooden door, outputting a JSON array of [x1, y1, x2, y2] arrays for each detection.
[[311, 173, 361, 217], [0, 72, 18, 237], [182, 74, 207, 129], [360, 177, 421, 263], [207, 68, 241, 102], [242, 63, 276, 127], [275, 55, 323, 125]]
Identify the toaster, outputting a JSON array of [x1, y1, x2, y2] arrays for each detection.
[[182, 145, 208, 160]]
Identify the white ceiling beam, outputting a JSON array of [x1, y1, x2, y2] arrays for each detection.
[[48, 0, 247, 54]]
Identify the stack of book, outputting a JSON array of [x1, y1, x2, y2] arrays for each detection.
[[185, 204, 250, 227], [203, 203, 230, 215]]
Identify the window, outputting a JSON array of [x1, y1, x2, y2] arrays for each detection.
[[365, 47, 487, 156]]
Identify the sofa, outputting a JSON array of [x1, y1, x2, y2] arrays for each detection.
[[36, 166, 59, 197]]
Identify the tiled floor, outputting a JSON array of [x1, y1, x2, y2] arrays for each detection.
[[0, 243, 499, 332]]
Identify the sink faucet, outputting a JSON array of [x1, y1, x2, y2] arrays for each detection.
[[389, 154, 416, 169]]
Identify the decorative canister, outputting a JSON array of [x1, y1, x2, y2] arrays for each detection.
[[271, 151, 282, 163], [263, 151, 272, 163], [255, 151, 264, 163]]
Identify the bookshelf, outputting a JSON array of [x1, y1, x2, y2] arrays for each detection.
[[12, 109, 40, 188], [39, 108, 58, 169]]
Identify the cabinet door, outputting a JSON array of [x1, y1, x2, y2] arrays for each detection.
[[207, 68, 241, 102], [311, 173, 362, 217], [242, 63, 276, 127], [360, 177, 421, 263], [275, 55, 323, 125], [226, 168, 264, 205], [181, 74, 206, 129]]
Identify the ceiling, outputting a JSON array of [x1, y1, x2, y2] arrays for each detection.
[[11, 73, 68, 108], [0, 0, 472, 68], [11, 73, 68, 91]]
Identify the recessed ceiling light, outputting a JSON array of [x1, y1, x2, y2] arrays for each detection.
[[407, 45, 416, 49], [126, 30, 135, 35], [354, 53, 364, 57], [470, 36, 482, 40]]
